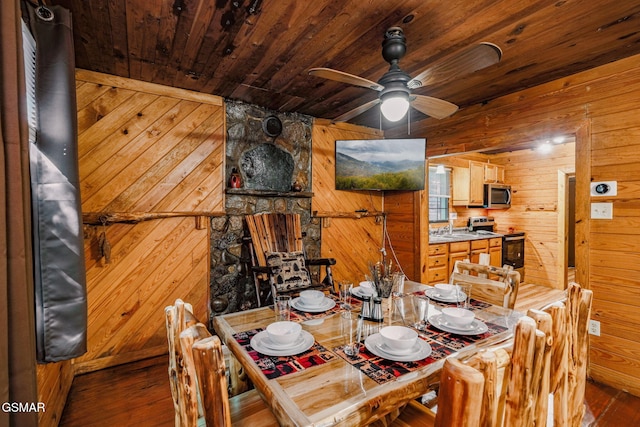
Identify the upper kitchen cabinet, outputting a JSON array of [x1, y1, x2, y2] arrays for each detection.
[[484, 163, 505, 183], [452, 160, 505, 206]]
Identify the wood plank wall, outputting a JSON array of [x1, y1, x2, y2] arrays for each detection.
[[74, 70, 224, 373], [491, 143, 575, 288], [388, 53, 640, 396], [37, 360, 73, 426], [311, 120, 386, 285], [37, 69, 224, 426]]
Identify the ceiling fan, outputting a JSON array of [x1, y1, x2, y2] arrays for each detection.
[[309, 27, 502, 123]]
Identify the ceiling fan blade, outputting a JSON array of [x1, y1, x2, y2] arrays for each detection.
[[411, 95, 458, 119], [408, 42, 502, 89], [309, 68, 384, 91], [334, 99, 381, 122]]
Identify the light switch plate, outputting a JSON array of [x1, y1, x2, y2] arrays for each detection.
[[591, 202, 613, 219], [590, 181, 617, 196], [589, 320, 601, 336]]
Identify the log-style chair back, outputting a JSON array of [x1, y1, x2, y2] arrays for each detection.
[[458, 315, 550, 427], [180, 323, 230, 427], [450, 260, 521, 309], [245, 212, 335, 305], [246, 212, 304, 261], [393, 315, 551, 427], [165, 299, 200, 426], [502, 315, 550, 426], [166, 300, 278, 427], [433, 358, 485, 427], [393, 283, 591, 427], [544, 281, 593, 427]]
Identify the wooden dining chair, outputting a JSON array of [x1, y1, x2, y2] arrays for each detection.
[[543, 282, 593, 427], [465, 282, 592, 427], [165, 300, 277, 426], [388, 357, 483, 427], [450, 260, 521, 309], [179, 323, 279, 427], [245, 212, 336, 305], [394, 315, 550, 427]]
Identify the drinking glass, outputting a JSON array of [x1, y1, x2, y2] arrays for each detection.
[[456, 284, 472, 309], [411, 295, 430, 330], [274, 295, 291, 321], [341, 311, 361, 357], [392, 272, 405, 296], [339, 281, 353, 309]]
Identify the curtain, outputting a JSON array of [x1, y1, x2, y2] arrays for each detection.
[[25, 3, 87, 362], [0, 0, 38, 425]]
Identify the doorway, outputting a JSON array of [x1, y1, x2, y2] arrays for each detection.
[[558, 170, 576, 288]]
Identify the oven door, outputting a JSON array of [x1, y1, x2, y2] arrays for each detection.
[[502, 234, 525, 269]]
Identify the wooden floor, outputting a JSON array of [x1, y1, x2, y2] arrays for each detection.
[[59, 352, 640, 427]]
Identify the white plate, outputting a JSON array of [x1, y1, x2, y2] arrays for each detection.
[[428, 314, 489, 335], [351, 286, 376, 299], [260, 332, 307, 350], [365, 333, 432, 362], [250, 330, 315, 356], [425, 288, 466, 303], [291, 297, 336, 313]]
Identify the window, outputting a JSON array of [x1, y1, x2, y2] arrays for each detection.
[[428, 165, 450, 223]]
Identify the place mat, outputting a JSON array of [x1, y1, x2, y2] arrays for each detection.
[[333, 339, 454, 384], [233, 328, 335, 380], [334, 319, 508, 385]]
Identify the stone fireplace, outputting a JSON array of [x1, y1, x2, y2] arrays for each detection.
[[209, 101, 321, 318]]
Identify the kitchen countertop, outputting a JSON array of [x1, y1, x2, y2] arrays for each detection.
[[429, 231, 504, 244]]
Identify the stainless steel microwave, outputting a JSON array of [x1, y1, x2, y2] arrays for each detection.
[[483, 183, 511, 209]]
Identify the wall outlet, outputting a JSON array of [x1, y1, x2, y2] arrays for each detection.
[[589, 319, 601, 336], [591, 202, 613, 219]]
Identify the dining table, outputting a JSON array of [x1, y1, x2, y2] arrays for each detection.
[[212, 280, 522, 426]]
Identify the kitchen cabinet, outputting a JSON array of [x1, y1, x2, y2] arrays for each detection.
[[453, 161, 505, 206], [428, 244, 448, 284], [468, 161, 485, 205], [426, 236, 501, 284], [470, 239, 489, 263], [449, 241, 470, 271], [452, 166, 470, 206], [484, 163, 505, 183], [489, 237, 503, 267]]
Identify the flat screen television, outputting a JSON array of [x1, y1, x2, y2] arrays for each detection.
[[335, 138, 426, 191]]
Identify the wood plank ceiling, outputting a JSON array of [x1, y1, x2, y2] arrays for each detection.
[[45, 0, 640, 131]]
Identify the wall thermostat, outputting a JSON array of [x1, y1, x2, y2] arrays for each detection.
[[590, 181, 617, 196]]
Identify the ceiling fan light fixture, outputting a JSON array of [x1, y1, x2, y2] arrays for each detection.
[[380, 91, 410, 122]]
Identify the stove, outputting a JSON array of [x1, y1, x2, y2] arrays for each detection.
[[468, 216, 495, 232], [469, 216, 525, 280]]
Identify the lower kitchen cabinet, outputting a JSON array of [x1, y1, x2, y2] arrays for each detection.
[[489, 237, 502, 267], [449, 241, 470, 271], [470, 239, 489, 263], [428, 244, 448, 283], [428, 237, 501, 284]]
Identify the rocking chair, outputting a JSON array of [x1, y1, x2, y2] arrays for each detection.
[[245, 212, 336, 306]]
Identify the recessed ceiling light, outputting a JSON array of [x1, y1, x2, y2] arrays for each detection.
[[537, 141, 552, 154]]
